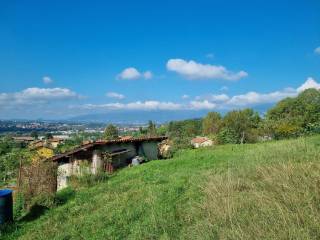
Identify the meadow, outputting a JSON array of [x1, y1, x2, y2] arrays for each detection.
[[2, 135, 320, 240]]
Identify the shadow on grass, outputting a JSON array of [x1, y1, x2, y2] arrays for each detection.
[[21, 188, 76, 223], [0, 188, 76, 238], [55, 187, 76, 206], [20, 204, 49, 222]]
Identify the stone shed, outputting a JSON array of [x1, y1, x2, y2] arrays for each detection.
[[48, 136, 167, 190]]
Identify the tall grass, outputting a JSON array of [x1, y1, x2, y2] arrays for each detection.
[[184, 162, 320, 239]]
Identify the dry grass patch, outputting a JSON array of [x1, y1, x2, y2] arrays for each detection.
[[186, 162, 320, 240]]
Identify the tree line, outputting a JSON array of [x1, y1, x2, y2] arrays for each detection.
[[166, 88, 320, 147], [116, 88, 320, 149]]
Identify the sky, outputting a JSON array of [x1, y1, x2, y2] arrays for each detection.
[[0, 0, 319, 120]]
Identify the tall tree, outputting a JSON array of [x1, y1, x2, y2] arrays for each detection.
[[221, 108, 261, 144], [266, 88, 320, 138], [202, 112, 222, 135]]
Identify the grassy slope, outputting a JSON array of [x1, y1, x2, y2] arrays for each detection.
[[2, 135, 320, 240]]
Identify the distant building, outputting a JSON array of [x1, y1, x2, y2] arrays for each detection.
[[49, 138, 64, 148], [29, 141, 54, 162], [191, 137, 213, 148]]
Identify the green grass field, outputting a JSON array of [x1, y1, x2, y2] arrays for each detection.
[[2, 135, 320, 240]]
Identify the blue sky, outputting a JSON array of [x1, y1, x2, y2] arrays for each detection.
[[0, 0, 319, 120]]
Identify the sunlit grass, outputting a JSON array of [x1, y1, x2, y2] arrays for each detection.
[[2, 135, 320, 239]]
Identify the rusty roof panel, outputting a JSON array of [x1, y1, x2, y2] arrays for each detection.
[[48, 136, 167, 162]]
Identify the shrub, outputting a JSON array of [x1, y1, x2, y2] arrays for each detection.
[[217, 128, 238, 144]]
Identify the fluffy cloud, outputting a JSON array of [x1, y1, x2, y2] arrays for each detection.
[[166, 59, 248, 80], [314, 47, 320, 55], [189, 100, 217, 110], [42, 76, 53, 84], [195, 94, 229, 102], [80, 100, 217, 111], [225, 89, 297, 107], [117, 67, 153, 80], [82, 101, 182, 111], [0, 87, 81, 107], [297, 77, 320, 92], [76, 78, 320, 113], [106, 92, 125, 100], [203, 77, 320, 108]]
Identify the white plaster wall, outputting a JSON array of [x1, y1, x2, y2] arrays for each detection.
[[91, 150, 103, 174], [57, 163, 72, 191]]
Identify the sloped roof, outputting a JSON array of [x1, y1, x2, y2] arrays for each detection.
[[49, 136, 167, 162], [191, 137, 210, 144]]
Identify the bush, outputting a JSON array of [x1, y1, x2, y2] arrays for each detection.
[[169, 136, 193, 155], [217, 128, 238, 144]]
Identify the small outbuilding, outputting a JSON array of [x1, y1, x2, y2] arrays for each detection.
[[191, 137, 213, 148], [48, 136, 167, 190]]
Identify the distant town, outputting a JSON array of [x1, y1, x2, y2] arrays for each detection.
[[0, 120, 147, 136]]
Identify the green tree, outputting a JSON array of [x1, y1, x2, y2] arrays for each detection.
[[202, 112, 222, 135], [221, 108, 261, 144], [104, 124, 119, 140], [266, 89, 320, 139], [157, 124, 168, 136], [0, 149, 32, 182]]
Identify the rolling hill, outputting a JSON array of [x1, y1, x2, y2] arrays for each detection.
[[2, 135, 320, 240]]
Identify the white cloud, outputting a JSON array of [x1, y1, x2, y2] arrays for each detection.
[[79, 100, 217, 111], [81, 101, 182, 111], [43, 76, 53, 84], [0, 87, 81, 107], [76, 78, 320, 112], [297, 77, 320, 92], [212, 77, 320, 107], [189, 100, 217, 110], [117, 67, 141, 80], [117, 67, 153, 80], [166, 58, 248, 81], [106, 92, 125, 100], [226, 89, 297, 107], [195, 94, 230, 102], [182, 94, 190, 99], [314, 47, 320, 55]]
